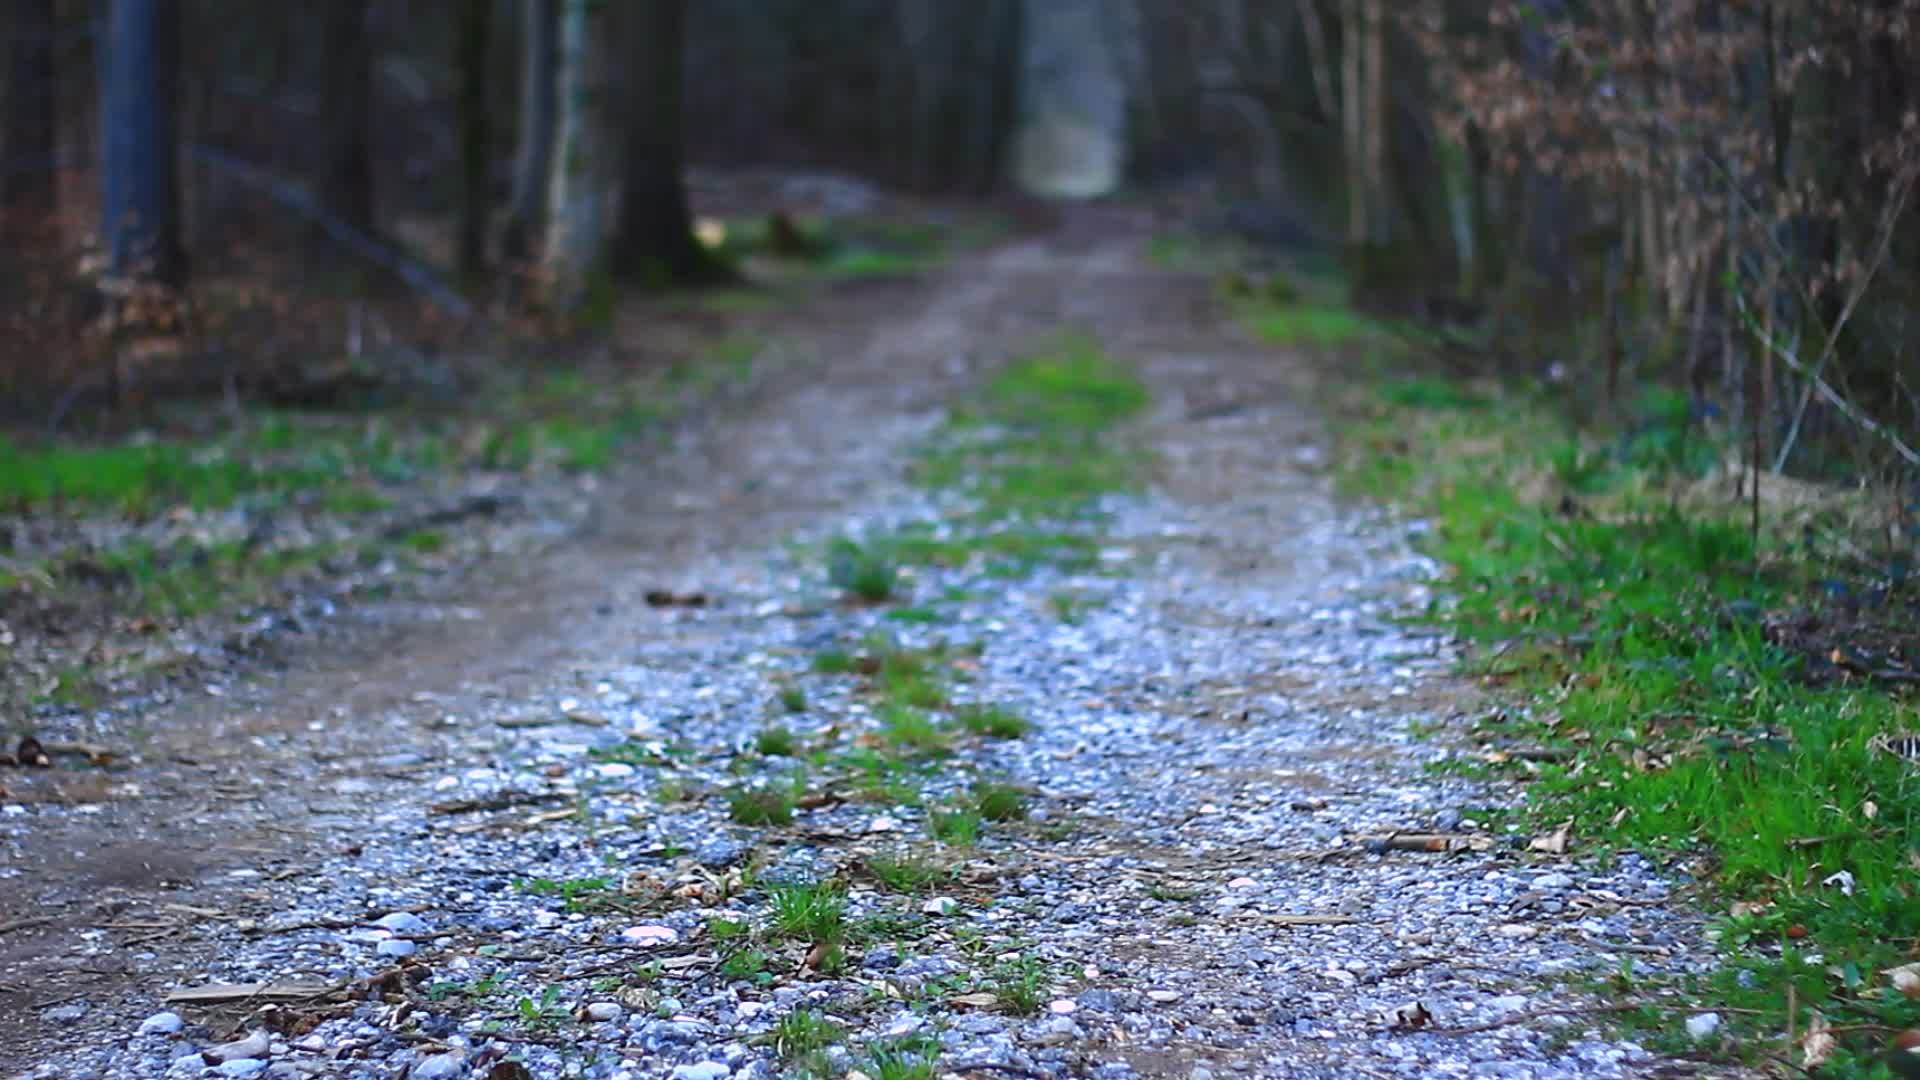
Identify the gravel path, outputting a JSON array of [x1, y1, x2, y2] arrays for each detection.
[[7, 220, 1705, 1079]]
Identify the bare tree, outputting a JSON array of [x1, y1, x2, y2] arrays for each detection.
[[539, 0, 613, 307], [609, 0, 729, 285], [456, 0, 492, 277], [101, 0, 186, 285], [503, 0, 557, 264], [316, 0, 374, 238]]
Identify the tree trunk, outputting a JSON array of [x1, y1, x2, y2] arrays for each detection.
[[100, 0, 185, 286], [316, 0, 374, 239], [1341, 0, 1364, 247], [3, 0, 58, 210], [540, 0, 612, 308], [609, 0, 726, 286], [456, 0, 492, 278], [503, 0, 557, 263]]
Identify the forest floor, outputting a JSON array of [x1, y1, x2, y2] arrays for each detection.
[[4, 205, 1721, 1079]]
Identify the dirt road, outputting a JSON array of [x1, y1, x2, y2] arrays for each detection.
[[4, 211, 1695, 1079]]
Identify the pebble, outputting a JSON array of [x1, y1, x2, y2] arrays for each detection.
[[621, 924, 680, 945], [1685, 1013, 1721, 1040], [1147, 990, 1183, 1004], [670, 1064, 730, 1080], [376, 938, 418, 957], [373, 912, 429, 934], [585, 1002, 623, 1022], [411, 1052, 467, 1079], [137, 1012, 184, 1037], [212, 1062, 267, 1078], [42, 1003, 87, 1023], [1534, 871, 1575, 890]]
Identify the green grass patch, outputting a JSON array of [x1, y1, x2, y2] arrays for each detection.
[[1340, 362, 1920, 1070], [895, 336, 1148, 573], [0, 437, 332, 514], [879, 704, 952, 756], [1247, 302, 1392, 350]]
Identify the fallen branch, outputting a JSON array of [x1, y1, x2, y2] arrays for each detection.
[[0, 916, 57, 937], [428, 790, 569, 815], [1428, 1001, 1764, 1037], [165, 980, 340, 1006], [186, 143, 477, 323], [948, 1064, 1056, 1080]]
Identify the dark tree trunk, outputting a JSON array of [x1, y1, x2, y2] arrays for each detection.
[[316, 0, 374, 239], [503, 0, 557, 263], [456, 0, 492, 277], [3, 0, 58, 210], [609, 0, 728, 285], [100, 0, 185, 285]]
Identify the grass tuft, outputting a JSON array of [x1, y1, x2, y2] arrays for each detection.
[[864, 850, 947, 894], [727, 786, 796, 827], [755, 726, 799, 757], [767, 881, 847, 944], [956, 704, 1030, 739], [970, 781, 1027, 822]]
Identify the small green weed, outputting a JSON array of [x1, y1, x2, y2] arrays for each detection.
[[772, 1009, 842, 1059], [865, 850, 946, 894], [970, 781, 1027, 822], [862, 1037, 941, 1080], [727, 786, 796, 827], [519, 876, 617, 912], [879, 705, 951, 756], [930, 808, 982, 846], [768, 881, 847, 943], [989, 954, 1049, 1015], [755, 726, 799, 756], [778, 685, 808, 713], [707, 916, 752, 943], [813, 648, 857, 674], [513, 985, 568, 1028], [719, 948, 770, 983], [956, 704, 1030, 739], [828, 537, 899, 602]]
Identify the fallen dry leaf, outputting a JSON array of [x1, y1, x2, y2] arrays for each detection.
[[949, 992, 1000, 1009], [1801, 1011, 1835, 1068], [1529, 822, 1572, 855]]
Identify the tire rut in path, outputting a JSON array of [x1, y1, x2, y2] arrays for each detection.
[[14, 224, 1698, 1079]]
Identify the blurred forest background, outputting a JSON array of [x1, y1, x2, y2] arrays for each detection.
[[3, 1, 1918, 484]]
